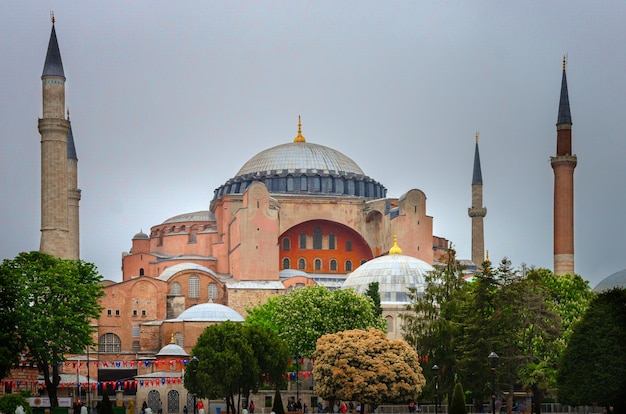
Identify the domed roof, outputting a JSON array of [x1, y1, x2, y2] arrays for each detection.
[[213, 120, 386, 201], [594, 269, 626, 292], [132, 230, 149, 240], [162, 211, 215, 224], [174, 303, 244, 322], [236, 141, 365, 177], [342, 244, 433, 304], [156, 338, 188, 357]]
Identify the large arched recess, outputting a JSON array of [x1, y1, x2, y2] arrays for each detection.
[[279, 219, 373, 274]]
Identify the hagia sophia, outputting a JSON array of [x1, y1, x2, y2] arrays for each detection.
[[2, 18, 625, 414]]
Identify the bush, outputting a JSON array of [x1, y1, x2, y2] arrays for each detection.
[[0, 394, 33, 414], [448, 383, 467, 414]]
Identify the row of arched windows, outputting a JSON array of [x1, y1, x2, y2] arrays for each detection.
[[168, 277, 219, 300], [283, 257, 362, 272], [99, 332, 185, 354], [282, 233, 351, 251]]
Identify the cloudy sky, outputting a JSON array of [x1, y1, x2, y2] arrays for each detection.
[[1, 1, 625, 288]]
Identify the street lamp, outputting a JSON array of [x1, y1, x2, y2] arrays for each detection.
[[488, 352, 499, 414], [190, 356, 199, 414], [431, 365, 440, 414], [293, 353, 301, 411]]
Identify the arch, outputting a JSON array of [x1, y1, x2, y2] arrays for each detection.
[[148, 390, 162, 412], [345, 260, 353, 272], [188, 275, 200, 298], [283, 257, 290, 269], [98, 333, 121, 354], [139, 268, 145, 276], [386, 315, 394, 333], [208, 282, 218, 300], [298, 258, 306, 270], [282, 237, 291, 251], [314, 258, 322, 271], [167, 390, 180, 413], [329, 259, 337, 271]]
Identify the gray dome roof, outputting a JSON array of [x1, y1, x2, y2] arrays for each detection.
[[156, 342, 188, 357], [236, 141, 365, 177], [342, 253, 433, 304], [594, 269, 626, 292], [174, 303, 244, 322], [133, 230, 149, 240], [162, 211, 215, 224]]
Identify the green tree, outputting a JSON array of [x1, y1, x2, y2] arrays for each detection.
[[365, 282, 383, 317], [0, 258, 23, 378], [0, 252, 103, 407], [557, 288, 626, 413], [245, 286, 385, 357], [313, 329, 425, 408], [448, 382, 467, 414], [402, 248, 468, 402], [187, 321, 288, 414], [0, 394, 34, 414]]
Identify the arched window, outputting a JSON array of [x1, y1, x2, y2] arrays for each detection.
[[174, 332, 184, 348], [282, 237, 291, 251], [298, 258, 306, 270], [170, 282, 181, 295], [283, 258, 290, 269], [314, 259, 322, 271], [98, 333, 121, 354], [386, 315, 394, 333], [299, 233, 307, 249], [188, 275, 200, 298], [208, 283, 218, 300], [139, 268, 145, 276], [330, 259, 337, 271], [345, 260, 353, 272], [167, 390, 180, 413]]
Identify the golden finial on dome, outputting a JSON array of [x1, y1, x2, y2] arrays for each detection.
[[294, 115, 306, 143], [486, 250, 490, 262], [170, 333, 175, 344], [389, 231, 403, 255], [562, 54, 567, 70]]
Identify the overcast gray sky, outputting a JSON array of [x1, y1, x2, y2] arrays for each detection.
[[2, 1, 625, 288]]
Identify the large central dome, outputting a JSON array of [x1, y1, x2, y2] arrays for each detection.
[[236, 141, 365, 177], [213, 119, 386, 201]]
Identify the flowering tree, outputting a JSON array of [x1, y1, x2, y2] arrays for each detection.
[[245, 286, 385, 357], [313, 329, 425, 407]]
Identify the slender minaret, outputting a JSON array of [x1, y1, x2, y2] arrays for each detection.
[[67, 110, 81, 259], [468, 132, 487, 269], [39, 16, 73, 259], [551, 56, 577, 275]]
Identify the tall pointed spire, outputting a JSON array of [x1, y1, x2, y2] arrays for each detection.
[[42, 18, 65, 79], [67, 109, 77, 160], [551, 56, 577, 275], [469, 132, 486, 269], [293, 115, 306, 143]]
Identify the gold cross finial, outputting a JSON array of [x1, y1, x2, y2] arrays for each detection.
[[294, 115, 306, 142], [389, 229, 403, 255]]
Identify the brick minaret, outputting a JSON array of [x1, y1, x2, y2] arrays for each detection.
[[468, 132, 486, 269], [38, 18, 74, 259], [551, 56, 576, 275]]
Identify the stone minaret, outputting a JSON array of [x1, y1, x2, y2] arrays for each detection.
[[38, 18, 76, 259], [67, 113, 81, 259], [468, 132, 486, 269], [551, 56, 576, 275]]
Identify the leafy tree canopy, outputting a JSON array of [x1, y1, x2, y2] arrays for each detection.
[[313, 329, 425, 406], [245, 286, 386, 357], [557, 288, 626, 411], [0, 251, 104, 407]]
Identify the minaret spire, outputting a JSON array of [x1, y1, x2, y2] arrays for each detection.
[[468, 131, 487, 269], [551, 56, 577, 275]]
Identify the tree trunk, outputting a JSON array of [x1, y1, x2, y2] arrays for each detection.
[[530, 385, 543, 414], [42, 361, 61, 408]]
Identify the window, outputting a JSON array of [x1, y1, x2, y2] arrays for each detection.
[[142, 310, 147, 317], [345, 260, 353, 272], [329, 234, 336, 250], [312, 177, 321, 192], [115, 309, 120, 316], [139, 268, 144, 276], [99, 333, 121, 354], [167, 390, 180, 413], [132, 341, 140, 351], [313, 227, 322, 249], [330, 259, 337, 271], [314, 259, 322, 271], [300, 176, 307, 191], [283, 258, 290, 269], [386, 316, 394, 333], [188, 275, 200, 298], [170, 282, 181, 295], [132, 325, 140, 337], [299, 233, 307, 249], [346, 240, 352, 252], [132, 309, 138, 317], [107, 309, 112, 317], [282, 237, 291, 251], [298, 258, 306, 270], [174, 332, 184, 347], [208, 283, 218, 300]]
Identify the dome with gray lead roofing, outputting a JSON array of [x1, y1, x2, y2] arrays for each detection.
[[162, 211, 214, 224], [593, 269, 626, 292], [133, 230, 149, 240], [175, 303, 244, 322], [156, 342, 188, 357]]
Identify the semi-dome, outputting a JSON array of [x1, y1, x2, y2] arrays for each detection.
[[162, 210, 215, 224], [342, 241, 433, 304], [213, 119, 386, 201], [594, 269, 626, 292], [174, 302, 244, 322]]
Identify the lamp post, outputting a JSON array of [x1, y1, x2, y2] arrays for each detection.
[[293, 353, 301, 411], [488, 352, 499, 414], [190, 356, 199, 414], [431, 365, 440, 414]]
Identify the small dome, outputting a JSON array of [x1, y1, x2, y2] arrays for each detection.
[[162, 211, 215, 224], [132, 231, 149, 240], [342, 254, 433, 304], [594, 269, 626, 292], [175, 303, 244, 322], [156, 342, 188, 357]]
